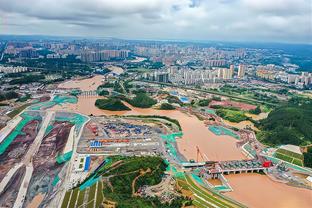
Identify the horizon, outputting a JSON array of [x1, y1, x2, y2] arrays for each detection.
[[0, 0, 311, 44], [1, 34, 312, 46]]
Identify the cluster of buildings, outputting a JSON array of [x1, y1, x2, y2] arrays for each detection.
[[256, 67, 312, 88], [0, 66, 28, 74], [142, 64, 246, 85], [80, 50, 129, 62], [286, 72, 312, 88], [134, 45, 247, 67]]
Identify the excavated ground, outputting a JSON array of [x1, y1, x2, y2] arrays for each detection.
[[0, 120, 40, 181], [24, 121, 73, 208], [0, 165, 26, 208]]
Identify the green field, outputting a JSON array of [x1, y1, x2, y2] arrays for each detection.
[[274, 148, 304, 166], [7, 103, 31, 118], [61, 181, 103, 208], [216, 109, 248, 123]]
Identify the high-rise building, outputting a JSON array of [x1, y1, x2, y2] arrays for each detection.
[[80, 50, 129, 62], [238, 64, 246, 78], [230, 65, 234, 78]]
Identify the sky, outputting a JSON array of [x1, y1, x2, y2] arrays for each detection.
[[0, 0, 311, 43]]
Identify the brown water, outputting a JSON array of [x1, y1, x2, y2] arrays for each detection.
[[58, 75, 104, 91], [52, 78, 312, 208], [51, 96, 245, 161], [225, 173, 312, 208]]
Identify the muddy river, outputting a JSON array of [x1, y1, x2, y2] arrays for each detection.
[[52, 77, 312, 208]]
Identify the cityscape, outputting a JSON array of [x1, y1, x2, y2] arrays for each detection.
[[0, 1, 312, 208]]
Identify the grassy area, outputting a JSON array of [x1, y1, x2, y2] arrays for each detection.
[[7, 103, 31, 118], [68, 188, 79, 208], [276, 149, 304, 160], [184, 174, 246, 208], [95, 180, 104, 208], [88, 183, 97, 203], [61, 191, 71, 208], [76, 189, 85, 207], [274, 149, 304, 166], [216, 109, 248, 123], [185, 175, 231, 208]]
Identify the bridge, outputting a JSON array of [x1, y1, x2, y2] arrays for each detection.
[[182, 159, 269, 178], [80, 90, 99, 97]]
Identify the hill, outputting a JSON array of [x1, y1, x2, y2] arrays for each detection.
[[257, 103, 312, 146], [95, 98, 131, 111]]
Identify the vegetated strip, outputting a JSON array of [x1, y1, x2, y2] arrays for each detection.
[[185, 174, 245, 208], [141, 80, 278, 107], [122, 115, 182, 131]]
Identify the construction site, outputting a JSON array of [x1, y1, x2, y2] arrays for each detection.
[[77, 116, 162, 156], [0, 165, 26, 208], [23, 119, 74, 207], [0, 111, 42, 181]]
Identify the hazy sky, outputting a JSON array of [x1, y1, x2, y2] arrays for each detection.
[[0, 0, 311, 43]]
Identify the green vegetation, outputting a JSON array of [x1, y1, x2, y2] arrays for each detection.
[[216, 108, 248, 123], [98, 89, 109, 96], [198, 99, 211, 107], [68, 188, 79, 208], [128, 93, 157, 108], [0, 91, 19, 101], [159, 103, 175, 110], [9, 74, 45, 85], [274, 149, 304, 166], [16, 93, 31, 102], [61, 191, 71, 208], [249, 106, 261, 115], [167, 95, 183, 106], [95, 98, 130, 111], [113, 81, 125, 94], [124, 115, 181, 131], [141, 80, 278, 107], [184, 175, 246, 208], [257, 103, 312, 146], [99, 156, 189, 208], [7, 103, 31, 118], [303, 147, 312, 168], [98, 82, 114, 89]]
